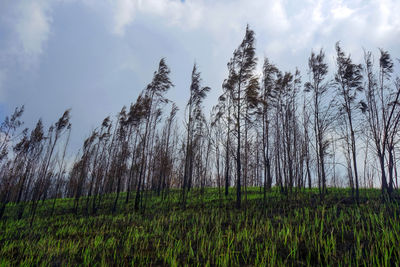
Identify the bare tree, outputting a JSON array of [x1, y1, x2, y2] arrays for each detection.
[[259, 58, 279, 200], [305, 49, 334, 196], [182, 63, 210, 206], [134, 58, 173, 211], [224, 25, 258, 208], [361, 50, 400, 198], [334, 42, 363, 202], [30, 109, 71, 226]]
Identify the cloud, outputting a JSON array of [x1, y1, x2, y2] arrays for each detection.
[[112, 0, 137, 36], [331, 3, 354, 20], [107, 0, 203, 36], [105, 0, 398, 61], [0, 0, 54, 104], [1, 1, 52, 69], [14, 1, 51, 57], [1, 0, 399, 155], [2, 0, 399, 73]]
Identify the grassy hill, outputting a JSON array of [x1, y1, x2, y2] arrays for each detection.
[[1, 188, 399, 266]]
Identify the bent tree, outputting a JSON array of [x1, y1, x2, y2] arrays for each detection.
[[225, 25, 259, 208], [182, 63, 210, 206], [361, 50, 400, 198], [334, 42, 363, 202], [305, 49, 333, 197], [135, 58, 173, 211]]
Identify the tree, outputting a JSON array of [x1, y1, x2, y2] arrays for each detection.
[[214, 79, 234, 197], [334, 42, 363, 202], [124, 96, 150, 204], [111, 107, 129, 214], [305, 49, 333, 196], [30, 109, 71, 226], [302, 92, 313, 189], [225, 25, 258, 208], [259, 58, 279, 200], [0, 106, 25, 220], [361, 49, 400, 198], [135, 58, 173, 211], [182, 63, 210, 206], [272, 70, 302, 193]]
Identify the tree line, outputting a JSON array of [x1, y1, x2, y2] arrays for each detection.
[[1, 25, 399, 222]]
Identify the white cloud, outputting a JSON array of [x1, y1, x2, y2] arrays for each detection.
[[1, 0, 400, 155], [0, 1, 53, 102], [0, 0, 52, 69], [372, 0, 400, 43], [0, 1, 53, 70], [2, 0, 399, 71], [112, 0, 137, 36], [108, 0, 205, 35], [14, 1, 51, 57], [331, 1, 355, 20]]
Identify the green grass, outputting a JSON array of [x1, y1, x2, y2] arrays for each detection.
[[1, 187, 399, 266]]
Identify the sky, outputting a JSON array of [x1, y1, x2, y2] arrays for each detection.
[[0, 0, 400, 154]]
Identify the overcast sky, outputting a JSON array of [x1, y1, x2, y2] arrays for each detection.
[[1, 0, 399, 153]]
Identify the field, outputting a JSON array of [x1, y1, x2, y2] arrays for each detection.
[[1, 188, 400, 266]]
